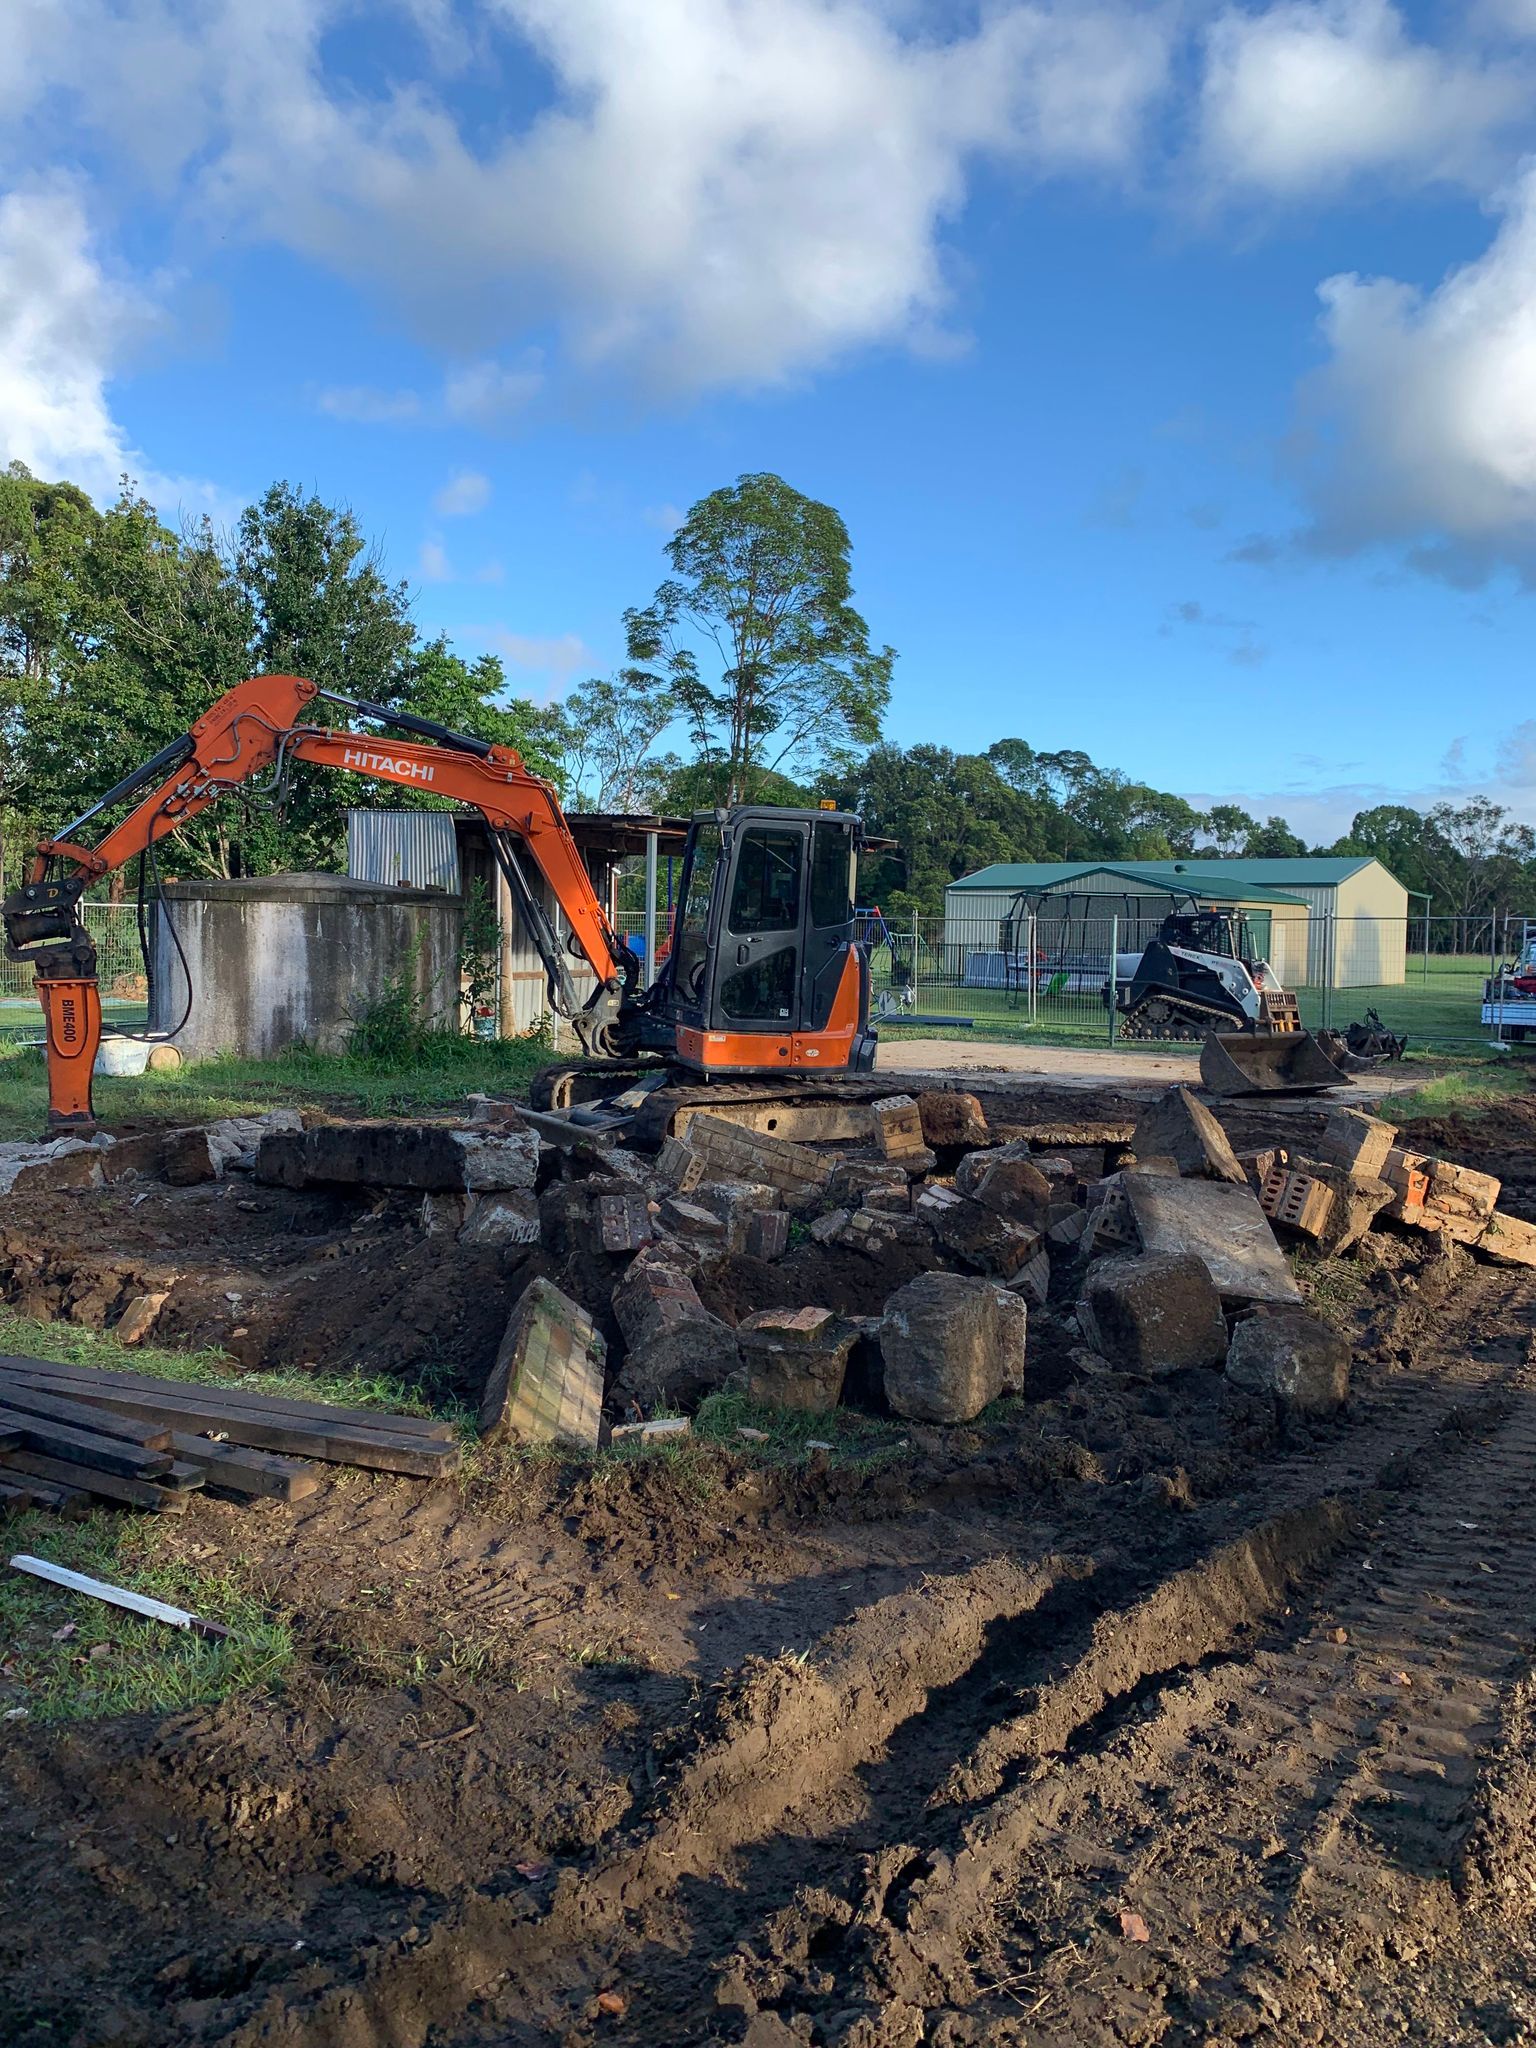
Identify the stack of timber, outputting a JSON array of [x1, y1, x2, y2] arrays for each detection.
[[0, 1354, 460, 1517]]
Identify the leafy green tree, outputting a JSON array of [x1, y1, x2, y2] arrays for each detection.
[[403, 639, 565, 781], [1242, 815, 1309, 858], [1197, 803, 1260, 857], [625, 472, 893, 803], [557, 668, 676, 809]]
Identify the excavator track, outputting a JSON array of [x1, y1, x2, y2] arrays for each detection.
[[529, 1059, 898, 1149]]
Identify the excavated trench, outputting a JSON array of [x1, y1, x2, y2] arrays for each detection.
[[4, 1082, 1536, 2048]]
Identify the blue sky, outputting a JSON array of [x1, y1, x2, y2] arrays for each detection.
[[5, 0, 1536, 840]]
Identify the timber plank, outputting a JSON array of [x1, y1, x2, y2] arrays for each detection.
[[0, 1381, 173, 1450], [0, 1450, 187, 1512], [0, 1356, 453, 1439], [170, 1434, 320, 1502], [0, 1408, 174, 1480], [0, 1386, 456, 1475]]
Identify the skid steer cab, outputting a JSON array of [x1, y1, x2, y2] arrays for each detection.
[[1115, 910, 1302, 1041], [651, 805, 878, 1078]]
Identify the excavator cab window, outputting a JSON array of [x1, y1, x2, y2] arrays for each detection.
[[671, 822, 724, 1002], [719, 825, 806, 1022]]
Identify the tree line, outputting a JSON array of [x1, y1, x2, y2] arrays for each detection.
[[2, 461, 1530, 939]]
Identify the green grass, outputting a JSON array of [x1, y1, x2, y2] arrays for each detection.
[[0, 1309, 456, 1421], [692, 1389, 910, 1468], [1385, 1057, 1532, 1124], [0, 1508, 291, 1724], [0, 1028, 552, 1142]]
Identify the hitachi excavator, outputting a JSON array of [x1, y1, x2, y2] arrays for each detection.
[[2, 673, 878, 1137]]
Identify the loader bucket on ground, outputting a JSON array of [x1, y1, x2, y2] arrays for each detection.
[[1199, 1029, 1351, 1097]]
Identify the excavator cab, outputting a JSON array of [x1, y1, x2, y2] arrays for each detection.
[[659, 806, 877, 1077]]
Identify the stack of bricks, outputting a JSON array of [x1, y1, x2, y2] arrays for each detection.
[[673, 1113, 834, 1212], [1382, 1146, 1502, 1246]]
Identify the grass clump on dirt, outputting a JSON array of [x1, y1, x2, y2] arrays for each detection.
[[1389, 1054, 1532, 1124], [0, 1025, 552, 1143], [0, 1509, 291, 1725], [0, 1309, 455, 1422], [693, 1390, 910, 1469]]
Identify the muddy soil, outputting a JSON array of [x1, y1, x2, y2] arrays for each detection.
[[4, 1084, 1536, 2046]]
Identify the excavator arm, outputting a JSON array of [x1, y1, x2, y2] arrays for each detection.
[[3, 673, 639, 1128]]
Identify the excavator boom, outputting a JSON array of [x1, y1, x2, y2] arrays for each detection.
[[3, 674, 638, 1128]]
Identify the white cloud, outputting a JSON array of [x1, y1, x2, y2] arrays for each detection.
[[0, 180, 217, 513], [479, 627, 592, 679], [0, 0, 1174, 396], [1200, 0, 1528, 196], [418, 537, 454, 581], [1294, 165, 1536, 581], [443, 358, 543, 423], [432, 468, 491, 516], [316, 383, 423, 423]]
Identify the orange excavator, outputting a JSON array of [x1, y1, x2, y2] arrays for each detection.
[[2, 673, 877, 1134]]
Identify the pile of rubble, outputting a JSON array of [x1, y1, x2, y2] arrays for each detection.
[[7, 1081, 1521, 1464]]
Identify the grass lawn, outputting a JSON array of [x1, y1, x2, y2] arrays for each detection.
[[0, 1028, 552, 1143]]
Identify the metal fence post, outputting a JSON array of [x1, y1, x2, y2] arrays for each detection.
[[1028, 911, 1037, 1027], [1107, 914, 1118, 1043], [1322, 910, 1333, 1031], [911, 910, 920, 1002], [643, 830, 658, 988], [1492, 925, 1504, 1046]]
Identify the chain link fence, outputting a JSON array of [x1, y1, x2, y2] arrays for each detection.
[[0, 904, 150, 1040]]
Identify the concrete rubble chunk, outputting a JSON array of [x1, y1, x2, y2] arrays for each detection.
[[1226, 1311, 1350, 1415], [832, 1206, 933, 1257], [809, 1208, 850, 1245], [1129, 1086, 1245, 1185], [114, 1290, 170, 1345], [862, 1182, 912, 1213], [656, 1194, 727, 1244], [0, 1138, 105, 1195], [880, 1271, 1024, 1424], [1046, 1207, 1089, 1251], [956, 1152, 1053, 1227], [1085, 1174, 1138, 1255], [1078, 1251, 1228, 1374], [1125, 1172, 1301, 1307], [458, 1190, 542, 1248], [481, 1276, 605, 1448], [914, 1182, 1037, 1277], [420, 1192, 474, 1237], [255, 1119, 538, 1193], [993, 1287, 1029, 1393], [1480, 1212, 1536, 1268], [1236, 1147, 1284, 1195], [871, 1095, 937, 1176], [161, 1127, 223, 1186], [829, 1158, 907, 1206], [693, 1179, 782, 1253], [915, 1089, 989, 1150], [1315, 1108, 1397, 1183], [684, 1113, 834, 1211], [612, 1245, 739, 1411], [1006, 1246, 1051, 1307], [737, 1305, 857, 1412], [98, 1131, 172, 1183]]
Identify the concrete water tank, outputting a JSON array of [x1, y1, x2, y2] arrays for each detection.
[[150, 873, 463, 1060]]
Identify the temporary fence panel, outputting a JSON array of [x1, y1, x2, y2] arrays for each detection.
[[0, 903, 150, 1039]]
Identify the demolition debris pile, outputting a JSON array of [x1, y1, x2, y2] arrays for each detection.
[[2, 1078, 1530, 1507]]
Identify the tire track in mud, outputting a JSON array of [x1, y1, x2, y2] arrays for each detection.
[[209, 1268, 1536, 2048]]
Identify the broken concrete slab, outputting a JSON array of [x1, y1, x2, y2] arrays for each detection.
[[737, 1305, 857, 1412], [1480, 1212, 1536, 1268], [97, 1131, 171, 1183], [1315, 1108, 1396, 1183], [1078, 1251, 1228, 1374], [480, 1276, 605, 1448], [0, 1140, 104, 1195], [1225, 1311, 1350, 1415], [916, 1089, 989, 1150], [684, 1113, 834, 1211], [161, 1127, 223, 1186], [1129, 1086, 1245, 1185], [880, 1271, 1023, 1423], [114, 1291, 170, 1345], [255, 1120, 539, 1194], [420, 1192, 474, 1237], [1125, 1172, 1301, 1308], [458, 1190, 542, 1248]]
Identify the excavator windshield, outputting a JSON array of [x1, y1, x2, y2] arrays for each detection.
[[671, 821, 723, 1000]]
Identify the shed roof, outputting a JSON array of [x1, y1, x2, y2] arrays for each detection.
[[947, 861, 1307, 906]]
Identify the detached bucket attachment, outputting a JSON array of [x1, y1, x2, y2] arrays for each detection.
[[1199, 1029, 1351, 1098]]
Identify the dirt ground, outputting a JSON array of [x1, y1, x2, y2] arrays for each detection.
[[5, 1081, 1536, 2047]]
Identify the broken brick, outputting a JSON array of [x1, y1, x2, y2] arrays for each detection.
[[915, 1089, 989, 1150], [1315, 1108, 1397, 1182], [683, 1113, 834, 1211], [870, 1095, 937, 1176], [114, 1291, 169, 1345], [737, 1306, 857, 1412]]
